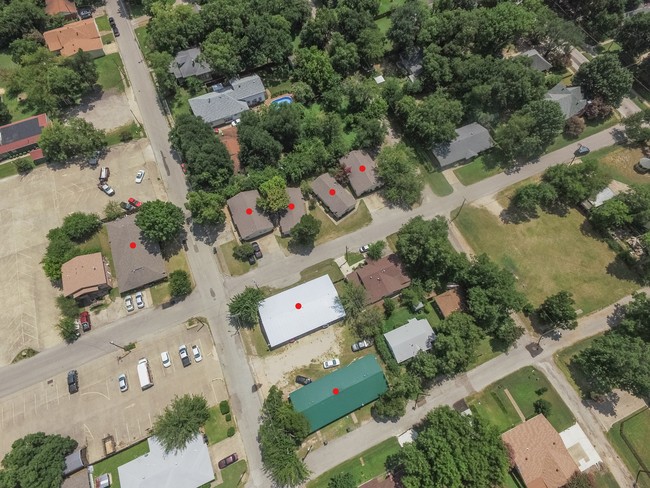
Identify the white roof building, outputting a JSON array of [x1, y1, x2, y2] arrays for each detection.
[[383, 318, 436, 363], [258, 275, 346, 348]]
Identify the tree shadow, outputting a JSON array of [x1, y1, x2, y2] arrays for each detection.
[[189, 220, 223, 245], [607, 303, 626, 328], [582, 391, 620, 417], [499, 206, 536, 225], [287, 240, 314, 255], [605, 255, 642, 283]]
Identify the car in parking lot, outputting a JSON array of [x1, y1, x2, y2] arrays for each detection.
[[179, 345, 191, 367], [120, 201, 136, 213], [135, 291, 144, 309], [359, 244, 370, 253], [351, 339, 372, 352], [128, 197, 142, 207], [99, 183, 115, 196], [118, 374, 128, 392], [79, 311, 91, 332], [135, 170, 145, 183], [323, 358, 340, 369], [218, 453, 238, 469], [574, 145, 590, 156], [67, 370, 79, 394], [251, 241, 263, 259], [192, 345, 203, 362], [248, 254, 256, 265], [296, 375, 312, 385], [124, 295, 134, 312], [161, 351, 171, 368]]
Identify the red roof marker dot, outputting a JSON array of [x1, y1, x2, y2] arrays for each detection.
[[288, 203, 295, 210], [295, 303, 302, 310], [245, 208, 253, 215], [332, 388, 339, 395], [329, 189, 336, 196], [129, 242, 136, 249], [359, 165, 366, 172]]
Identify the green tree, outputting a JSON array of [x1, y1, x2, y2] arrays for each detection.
[[185, 191, 226, 225], [151, 394, 210, 453], [574, 54, 633, 106], [228, 286, 265, 326], [293, 47, 340, 94], [56, 295, 79, 319], [201, 32, 241, 80], [534, 398, 552, 417], [537, 291, 578, 330], [542, 159, 607, 205], [8, 37, 40, 64], [383, 297, 395, 317], [42, 228, 79, 281], [352, 306, 383, 338], [0, 0, 47, 48], [104, 201, 124, 221], [377, 143, 424, 207], [238, 124, 283, 169], [57, 317, 78, 343], [258, 176, 290, 213], [589, 198, 633, 231], [616, 12, 650, 58], [622, 109, 650, 144], [434, 312, 484, 375], [13, 156, 34, 174], [289, 214, 321, 246], [147, 3, 203, 53], [387, 0, 431, 53], [233, 243, 254, 261], [169, 270, 192, 297], [264, 103, 304, 153], [396, 92, 463, 145], [61, 212, 101, 241], [617, 291, 650, 340], [408, 350, 438, 381], [563, 472, 596, 488], [329, 32, 359, 76], [39, 118, 106, 163], [564, 116, 586, 138], [366, 240, 385, 260], [62, 50, 98, 87], [0, 432, 77, 488], [149, 50, 178, 98], [339, 282, 367, 320], [328, 472, 357, 488], [353, 115, 386, 150], [135, 200, 185, 243]]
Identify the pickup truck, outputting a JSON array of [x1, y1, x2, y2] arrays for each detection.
[[179, 345, 191, 367]]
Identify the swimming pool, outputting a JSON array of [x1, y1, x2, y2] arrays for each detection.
[[272, 96, 293, 105]]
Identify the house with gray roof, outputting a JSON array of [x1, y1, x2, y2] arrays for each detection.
[[545, 83, 587, 119], [227, 190, 274, 241], [311, 173, 356, 219], [399, 48, 423, 82], [279, 187, 306, 236], [105, 214, 167, 293], [520, 49, 552, 72], [384, 318, 436, 363], [432, 122, 494, 168], [169, 47, 212, 81], [340, 150, 381, 197], [189, 75, 266, 127]]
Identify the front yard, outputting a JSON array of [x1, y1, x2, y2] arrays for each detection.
[[95, 53, 126, 92], [313, 200, 372, 245], [203, 405, 236, 445], [607, 409, 650, 488], [453, 154, 502, 186], [554, 335, 602, 398], [218, 240, 255, 277], [583, 145, 650, 186], [149, 247, 193, 305]]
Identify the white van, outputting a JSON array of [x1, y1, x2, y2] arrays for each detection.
[[136, 358, 153, 390], [99, 167, 110, 181]]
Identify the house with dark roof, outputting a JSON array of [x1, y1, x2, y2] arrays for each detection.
[[289, 355, 387, 432], [189, 75, 266, 127], [432, 123, 494, 168], [433, 288, 464, 318], [227, 190, 274, 241], [43, 19, 104, 58], [502, 414, 579, 488], [520, 49, 552, 72], [0, 114, 49, 161], [311, 173, 356, 219], [169, 47, 213, 82], [340, 150, 381, 197], [399, 48, 423, 82], [279, 187, 306, 236], [61, 252, 112, 301], [384, 318, 436, 363], [45, 0, 78, 19], [105, 215, 167, 293], [346, 254, 411, 304], [545, 83, 587, 119]]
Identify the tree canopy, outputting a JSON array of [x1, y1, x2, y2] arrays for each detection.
[[39, 118, 106, 163], [574, 54, 633, 106], [151, 394, 210, 453], [258, 176, 290, 213], [135, 200, 185, 243], [289, 213, 322, 246], [537, 291, 578, 330], [228, 286, 265, 326], [185, 191, 226, 225], [377, 144, 424, 207], [169, 270, 192, 297]]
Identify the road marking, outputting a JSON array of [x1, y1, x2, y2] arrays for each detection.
[[137, 418, 142, 438], [83, 424, 94, 440], [125, 403, 136, 409], [80, 391, 110, 400]]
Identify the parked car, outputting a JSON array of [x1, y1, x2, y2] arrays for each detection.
[[351, 339, 372, 352], [120, 201, 136, 213], [192, 345, 203, 362], [135, 170, 145, 184], [248, 254, 256, 265], [161, 351, 171, 368], [128, 197, 142, 207], [99, 183, 115, 196], [79, 311, 91, 332], [112, 24, 120, 37], [124, 295, 134, 312], [135, 291, 144, 309], [359, 244, 370, 253], [251, 242, 263, 259], [108, 16, 115, 26], [574, 145, 590, 156], [230, 118, 241, 127], [118, 374, 128, 392], [323, 358, 341, 369], [218, 453, 238, 469], [78, 7, 92, 19], [296, 375, 312, 385], [67, 370, 79, 394], [179, 345, 191, 367]]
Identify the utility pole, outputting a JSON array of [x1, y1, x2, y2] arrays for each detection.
[[109, 341, 128, 351]]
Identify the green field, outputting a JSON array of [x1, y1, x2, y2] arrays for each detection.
[[453, 154, 502, 186], [468, 366, 575, 434], [95, 53, 125, 92], [455, 205, 638, 312], [91, 441, 150, 488], [608, 409, 650, 488], [313, 200, 372, 245]]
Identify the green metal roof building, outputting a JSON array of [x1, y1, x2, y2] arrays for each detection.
[[289, 355, 388, 433]]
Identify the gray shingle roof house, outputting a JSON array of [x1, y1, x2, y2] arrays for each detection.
[[340, 150, 381, 197], [105, 214, 167, 293], [432, 123, 494, 168], [279, 187, 306, 236], [169, 47, 212, 81], [384, 318, 436, 363], [311, 173, 356, 219], [399, 48, 423, 81], [520, 49, 552, 72], [545, 83, 587, 119], [227, 190, 274, 241], [189, 75, 266, 127]]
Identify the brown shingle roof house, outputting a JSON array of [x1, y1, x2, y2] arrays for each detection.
[[311, 173, 356, 219], [279, 187, 306, 236], [45, 0, 78, 18], [434, 288, 464, 318], [347, 254, 411, 304], [105, 214, 167, 293], [227, 190, 274, 241], [61, 252, 111, 299], [502, 414, 579, 488], [340, 150, 381, 197], [44, 19, 104, 58]]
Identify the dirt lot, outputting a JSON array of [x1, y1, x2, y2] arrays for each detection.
[[0, 324, 227, 462], [0, 139, 165, 365], [70, 89, 135, 132]]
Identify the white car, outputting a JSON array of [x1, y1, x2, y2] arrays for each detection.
[[100, 183, 115, 196], [192, 345, 203, 362], [359, 244, 370, 253], [135, 170, 145, 184], [323, 358, 341, 369], [161, 351, 171, 368], [135, 292, 144, 309], [231, 118, 241, 126], [118, 374, 128, 392], [124, 295, 134, 312]]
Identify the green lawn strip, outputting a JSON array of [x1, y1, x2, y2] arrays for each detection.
[[313, 200, 372, 245], [91, 440, 150, 488], [607, 409, 650, 488], [543, 115, 619, 154], [217, 460, 247, 488], [553, 335, 601, 398], [0, 162, 18, 179], [105, 122, 144, 146], [171, 87, 194, 120], [425, 169, 453, 196], [102, 33, 115, 45], [78, 227, 115, 275], [593, 470, 621, 488], [204, 406, 234, 445], [307, 437, 400, 488], [95, 53, 125, 92], [95, 15, 112, 32], [453, 155, 503, 186], [386, 232, 398, 252], [346, 251, 364, 266], [219, 240, 253, 276], [383, 304, 441, 333], [268, 80, 292, 98], [466, 335, 508, 370], [454, 205, 637, 312], [134, 26, 152, 58], [294, 258, 344, 287]]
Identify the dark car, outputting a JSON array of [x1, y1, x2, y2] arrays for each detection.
[[218, 453, 238, 469], [351, 339, 373, 352], [79, 311, 91, 332], [179, 345, 191, 367], [78, 7, 92, 19], [574, 145, 590, 156], [108, 16, 115, 25], [67, 370, 79, 394], [296, 375, 312, 385], [248, 254, 256, 265], [251, 241, 263, 259], [120, 201, 136, 213], [112, 24, 120, 37]]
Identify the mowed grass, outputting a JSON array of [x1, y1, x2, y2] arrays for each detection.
[[149, 248, 194, 305], [105, 122, 144, 146], [204, 406, 235, 445], [554, 335, 601, 398], [0, 52, 38, 122], [91, 440, 150, 488], [95, 53, 125, 92], [95, 15, 112, 31], [468, 366, 575, 434], [455, 205, 638, 312], [0, 162, 18, 179], [307, 437, 400, 488], [219, 240, 254, 277], [383, 304, 441, 333], [134, 26, 152, 58], [607, 409, 650, 488], [377, 0, 405, 15], [583, 145, 650, 186], [454, 154, 503, 186], [543, 115, 619, 154], [313, 200, 372, 245], [217, 460, 247, 487]]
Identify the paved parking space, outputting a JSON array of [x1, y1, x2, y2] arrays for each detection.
[[0, 139, 165, 365], [0, 324, 227, 463]]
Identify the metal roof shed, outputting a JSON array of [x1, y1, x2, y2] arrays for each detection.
[[289, 355, 388, 432]]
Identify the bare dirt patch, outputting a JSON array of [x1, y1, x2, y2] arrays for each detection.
[[69, 89, 135, 131]]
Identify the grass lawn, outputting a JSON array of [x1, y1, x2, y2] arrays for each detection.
[[268, 80, 292, 97], [503, 472, 525, 488], [282, 258, 344, 291], [554, 335, 601, 398], [346, 251, 364, 266], [468, 366, 575, 434], [593, 470, 621, 488], [386, 232, 398, 252], [424, 169, 453, 196], [217, 460, 247, 488], [105, 122, 144, 146], [95, 15, 112, 31], [79, 227, 115, 275], [453, 154, 503, 186], [378, 0, 405, 15], [134, 26, 152, 58], [204, 406, 235, 445], [149, 248, 193, 305], [607, 409, 650, 488], [219, 240, 254, 277], [0, 162, 18, 179], [596, 41, 622, 54], [91, 440, 150, 488], [313, 200, 372, 245], [102, 33, 115, 45], [95, 53, 125, 92], [455, 205, 638, 312], [383, 304, 441, 333], [543, 115, 619, 154], [375, 16, 391, 34], [0, 51, 16, 70], [171, 87, 194, 120], [467, 335, 509, 369], [582, 145, 650, 186], [307, 437, 400, 488]]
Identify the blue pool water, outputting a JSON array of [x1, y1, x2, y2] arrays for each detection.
[[272, 96, 293, 105]]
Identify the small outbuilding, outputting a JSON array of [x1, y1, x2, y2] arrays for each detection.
[[433, 288, 464, 318], [340, 150, 381, 197], [383, 318, 436, 363], [635, 157, 650, 174], [310, 173, 356, 219], [279, 187, 306, 236], [227, 190, 274, 241]]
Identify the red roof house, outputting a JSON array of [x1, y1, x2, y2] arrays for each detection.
[[0, 114, 49, 160]]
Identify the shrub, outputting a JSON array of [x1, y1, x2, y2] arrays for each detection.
[[534, 399, 552, 417], [564, 116, 585, 138], [58, 317, 78, 343], [14, 157, 35, 174], [233, 243, 254, 261], [119, 127, 134, 142], [535, 387, 548, 396], [225, 413, 232, 422], [56, 295, 80, 319], [219, 400, 230, 415], [374, 333, 400, 375], [227, 427, 235, 437], [383, 297, 395, 317], [169, 270, 192, 298], [104, 201, 124, 221]]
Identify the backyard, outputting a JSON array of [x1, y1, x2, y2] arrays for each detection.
[[0, 52, 37, 122], [607, 408, 650, 488], [91, 440, 150, 488], [467, 366, 575, 434], [383, 304, 441, 333]]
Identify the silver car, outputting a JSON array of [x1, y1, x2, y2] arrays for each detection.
[[135, 170, 145, 184], [192, 345, 203, 362], [135, 292, 144, 309], [323, 358, 341, 369], [118, 374, 128, 392], [124, 296, 134, 312]]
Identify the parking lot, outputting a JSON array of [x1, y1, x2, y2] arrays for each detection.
[[0, 324, 227, 462], [0, 138, 166, 365]]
